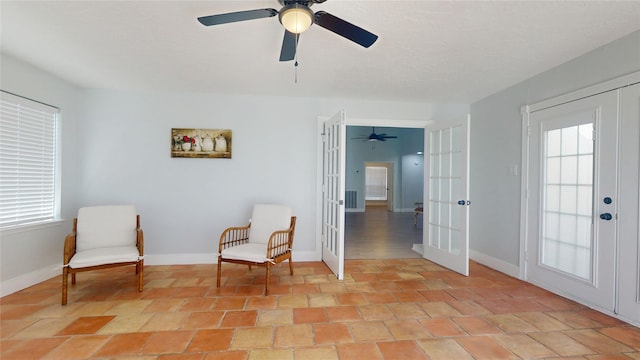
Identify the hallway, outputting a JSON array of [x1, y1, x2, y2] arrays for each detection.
[[345, 206, 422, 260]]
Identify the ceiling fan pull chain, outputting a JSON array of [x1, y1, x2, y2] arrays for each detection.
[[294, 33, 300, 83]]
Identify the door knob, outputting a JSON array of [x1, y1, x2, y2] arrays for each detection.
[[599, 213, 613, 221]]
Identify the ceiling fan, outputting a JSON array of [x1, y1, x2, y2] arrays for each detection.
[[197, 0, 378, 62], [353, 127, 398, 142]]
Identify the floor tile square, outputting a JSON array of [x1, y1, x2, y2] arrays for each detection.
[[313, 323, 353, 344], [232, 327, 273, 349], [377, 340, 429, 359], [56, 316, 115, 335], [274, 324, 314, 347], [336, 343, 383, 360], [187, 329, 234, 352], [142, 330, 195, 354], [93, 332, 153, 357], [350, 321, 394, 341], [456, 335, 519, 359], [293, 307, 327, 324], [220, 310, 258, 327], [418, 338, 474, 360]]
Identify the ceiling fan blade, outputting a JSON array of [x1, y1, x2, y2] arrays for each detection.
[[382, 136, 398, 139], [198, 8, 278, 26], [313, 11, 378, 48], [279, 30, 298, 62]]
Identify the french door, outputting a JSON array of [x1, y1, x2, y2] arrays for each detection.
[[526, 91, 618, 311], [321, 110, 346, 279], [423, 116, 470, 276]]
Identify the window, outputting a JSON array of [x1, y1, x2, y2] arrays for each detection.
[[0, 91, 59, 228], [365, 166, 387, 200]]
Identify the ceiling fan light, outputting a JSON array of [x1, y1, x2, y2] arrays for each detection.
[[279, 4, 313, 34]]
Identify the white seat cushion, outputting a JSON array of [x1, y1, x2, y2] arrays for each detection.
[[68, 246, 141, 268], [221, 243, 270, 263], [76, 205, 137, 251], [248, 204, 292, 244]]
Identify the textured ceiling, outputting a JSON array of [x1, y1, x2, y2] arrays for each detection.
[[2, 1, 640, 103]]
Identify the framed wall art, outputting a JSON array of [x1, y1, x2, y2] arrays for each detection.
[[171, 128, 232, 159]]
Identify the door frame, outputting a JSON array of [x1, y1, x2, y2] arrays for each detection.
[[316, 117, 430, 271]]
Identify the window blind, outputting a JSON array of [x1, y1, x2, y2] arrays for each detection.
[[0, 91, 58, 228]]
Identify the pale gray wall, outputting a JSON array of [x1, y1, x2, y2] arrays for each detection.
[[469, 30, 640, 266], [74, 91, 465, 257], [0, 54, 82, 284]]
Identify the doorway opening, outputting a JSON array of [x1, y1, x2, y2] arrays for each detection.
[[344, 126, 424, 260], [364, 162, 393, 211]]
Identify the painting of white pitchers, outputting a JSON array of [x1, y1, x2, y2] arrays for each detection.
[[171, 128, 232, 159]]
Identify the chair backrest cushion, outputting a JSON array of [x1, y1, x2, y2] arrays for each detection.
[[248, 204, 292, 244], [76, 205, 137, 252]]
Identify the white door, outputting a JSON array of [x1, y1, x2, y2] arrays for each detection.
[[618, 83, 640, 321], [321, 110, 346, 279], [423, 116, 470, 276], [526, 90, 618, 311]]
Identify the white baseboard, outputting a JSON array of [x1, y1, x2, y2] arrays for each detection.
[[144, 253, 217, 265], [1, 264, 61, 297], [469, 249, 520, 279], [1, 250, 321, 296], [412, 243, 423, 255]]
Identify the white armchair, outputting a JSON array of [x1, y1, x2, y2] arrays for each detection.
[[217, 204, 296, 295], [62, 205, 144, 305]]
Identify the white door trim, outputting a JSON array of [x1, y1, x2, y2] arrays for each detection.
[[315, 116, 429, 263]]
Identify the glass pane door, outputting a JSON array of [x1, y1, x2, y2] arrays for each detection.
[[542, 124, 594, 280], [526, 90, 618, 311], [423, 116, 469, 276]]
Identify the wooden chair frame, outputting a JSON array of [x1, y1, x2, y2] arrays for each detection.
[[217, 216, 296, 295], [62, 215, 144, 305], [414, 202, 424, 225]]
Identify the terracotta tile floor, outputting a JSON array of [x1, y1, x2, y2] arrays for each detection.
[[2, 259, 639, 359]]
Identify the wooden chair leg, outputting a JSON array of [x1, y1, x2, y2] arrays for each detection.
[[71, 273, 76, 285], [62, 267, 68, 305], [138, 260, 144, 292], [217, 255, 222, 288], [289, 258, 294, 275], [265, 264, 271, 296]]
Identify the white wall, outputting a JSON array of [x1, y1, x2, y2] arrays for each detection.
[[74, 91, 468, 264], [0, 54, 82, 293], [469, 30, 640, 270]]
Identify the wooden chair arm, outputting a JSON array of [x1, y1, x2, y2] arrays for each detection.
[[219, 224, 251, 253], [267, 216, 297, 258], [136, 214, 144, 255], [63, 232, 76, 265], [136, 229, 144, 256], [63, 217, 78, 265]]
